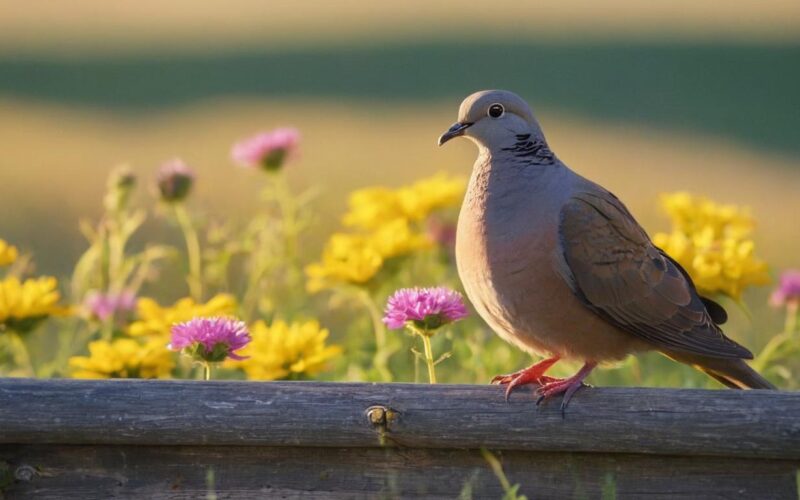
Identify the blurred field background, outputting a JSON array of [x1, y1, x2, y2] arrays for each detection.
[[1, 1, 799, 375]]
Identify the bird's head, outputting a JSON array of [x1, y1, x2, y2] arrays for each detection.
[[438, 90, 544, 149]]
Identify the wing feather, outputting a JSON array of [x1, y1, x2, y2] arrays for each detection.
[[556, 190, 750, 359]]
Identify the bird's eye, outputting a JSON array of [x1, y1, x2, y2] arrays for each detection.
[[488, 104, 505, 118]]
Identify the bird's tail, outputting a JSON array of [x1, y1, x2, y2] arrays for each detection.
[[661, 350, 776, 390]]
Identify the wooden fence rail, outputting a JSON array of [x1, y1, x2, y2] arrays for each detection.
[[1, 379, 798, 498]]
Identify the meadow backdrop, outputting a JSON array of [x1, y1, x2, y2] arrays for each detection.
[[0, 1, 799, 389]]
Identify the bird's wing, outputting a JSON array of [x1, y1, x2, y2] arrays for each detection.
[[555, 189, 751, 359]]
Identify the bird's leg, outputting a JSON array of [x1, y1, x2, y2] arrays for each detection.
[[535, 362, 596, 411], [492, 356, 560, 401]]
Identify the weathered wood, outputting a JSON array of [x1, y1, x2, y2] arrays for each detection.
[[1, 379, 799, 498], [1, 379, 799, 459], [2, 444, 798, 499]]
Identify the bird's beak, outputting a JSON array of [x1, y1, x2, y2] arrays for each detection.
[[438, 122, 472, 146]]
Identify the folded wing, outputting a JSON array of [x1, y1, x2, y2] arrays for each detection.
[[555, 190, 751, 359]]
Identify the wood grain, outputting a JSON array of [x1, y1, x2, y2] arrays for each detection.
[[1, 379, 798, 459], [2, 444, 798, 499]]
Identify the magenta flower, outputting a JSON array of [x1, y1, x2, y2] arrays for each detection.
[[770, 270, 800, 308], [157, 158, 195, 202], [231, 127, 300, 171], [383, 287, 468, 332], [169, 317, 251, 362], [84, 290, 136, 322]]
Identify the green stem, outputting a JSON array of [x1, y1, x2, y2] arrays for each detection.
[[629, 356, 642, 385], [785, 301, 798, 335], [480, 448, 514, 495], [99, 224, 111, 291], [53, 322, 90, 377], [756, 302, 800, 368], [203, 362, 212, 381], [755, 301, 800, 373], [420, 333, 437, 384], [107, 207, 132, 290], [355, 289, 392, 382], [752, 332, 788, 372], [269, 172, 299, 265], [108, 215, 123, 289], [241, 174, 300, 320], [9, 331, 35, 377], [174, 203, 203, 302], [100, 318, 114, 341], [127, 247, 156, 295], [241, 258, 268, 321]]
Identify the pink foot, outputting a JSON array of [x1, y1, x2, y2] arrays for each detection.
[[491, 357, 560, 401], [535, 362, 596, 411]]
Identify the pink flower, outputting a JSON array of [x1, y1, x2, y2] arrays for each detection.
[[169, 317, 251, 362], [231, 127, 300, 171], [427, 217, 457, 251], [157, 158, 195, 202], [770, 270, 800, 308], [383, 287, 468, 331], [84, 290, 136, 322]]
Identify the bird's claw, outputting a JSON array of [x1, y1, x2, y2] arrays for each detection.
[[491, 374, 514, 385], [535, 380, 590, 412], [491, 369, 527, 385], [534, 380, 588, 402], [491, 357, 561, 400], [497, 374, 563, 402], [533, 361, 596, 413]]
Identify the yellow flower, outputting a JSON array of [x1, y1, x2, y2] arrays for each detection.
[[305, 233, 383, 292], [69, 338, 174, 379], [396, 172, 466, 221], [654, 193, 770, 300], [305, 220, 434, 292], [128, 293, 237, 339], [228, 319, 342, 380], [343, 172, 465, 230], [342, 187, 404, 230], [0, 276, 69, 331], [311, 173, 463, 292], [652, 230, 693, 266], [660, 192, 753, 240], [0, 239, 18, 267], [368, 218, 432, 258]]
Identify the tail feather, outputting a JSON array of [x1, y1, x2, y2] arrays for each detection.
[[661, 350, 776, 390]]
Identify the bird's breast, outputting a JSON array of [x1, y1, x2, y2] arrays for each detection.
[[455, 162, 651, 361], [456, 170, 564, 353]]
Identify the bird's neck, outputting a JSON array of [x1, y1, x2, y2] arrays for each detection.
[[464, 144, 566, 214], [496, 133, 556, 165], [473, 132, 560, 183]]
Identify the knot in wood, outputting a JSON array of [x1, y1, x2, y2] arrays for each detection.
[[14, 465, 37, 482], [365, 405, 396, 429], [366, 405, 387, 426]]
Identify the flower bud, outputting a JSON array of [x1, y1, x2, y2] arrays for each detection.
[[231, 128, 300, 172], [104, 165, 137, 212], [157, 159, 195, 202]]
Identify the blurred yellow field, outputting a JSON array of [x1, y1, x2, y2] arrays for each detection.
[[2, 97, 798, 270], [2, 0, 799, 55]]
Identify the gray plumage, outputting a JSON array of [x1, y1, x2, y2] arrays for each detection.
[[439, 89, 774, 394]]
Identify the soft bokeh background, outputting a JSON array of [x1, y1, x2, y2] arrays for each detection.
[[1, 1, 799, 371]]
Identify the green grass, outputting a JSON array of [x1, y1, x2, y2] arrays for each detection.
[[0, 40, 799, 154]]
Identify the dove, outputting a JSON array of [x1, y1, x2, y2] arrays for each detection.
[[438, 90, 775, 408]]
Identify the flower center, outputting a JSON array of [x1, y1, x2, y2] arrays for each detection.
[[262, 149, 287, 170], [410, 314, 446, 334]]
